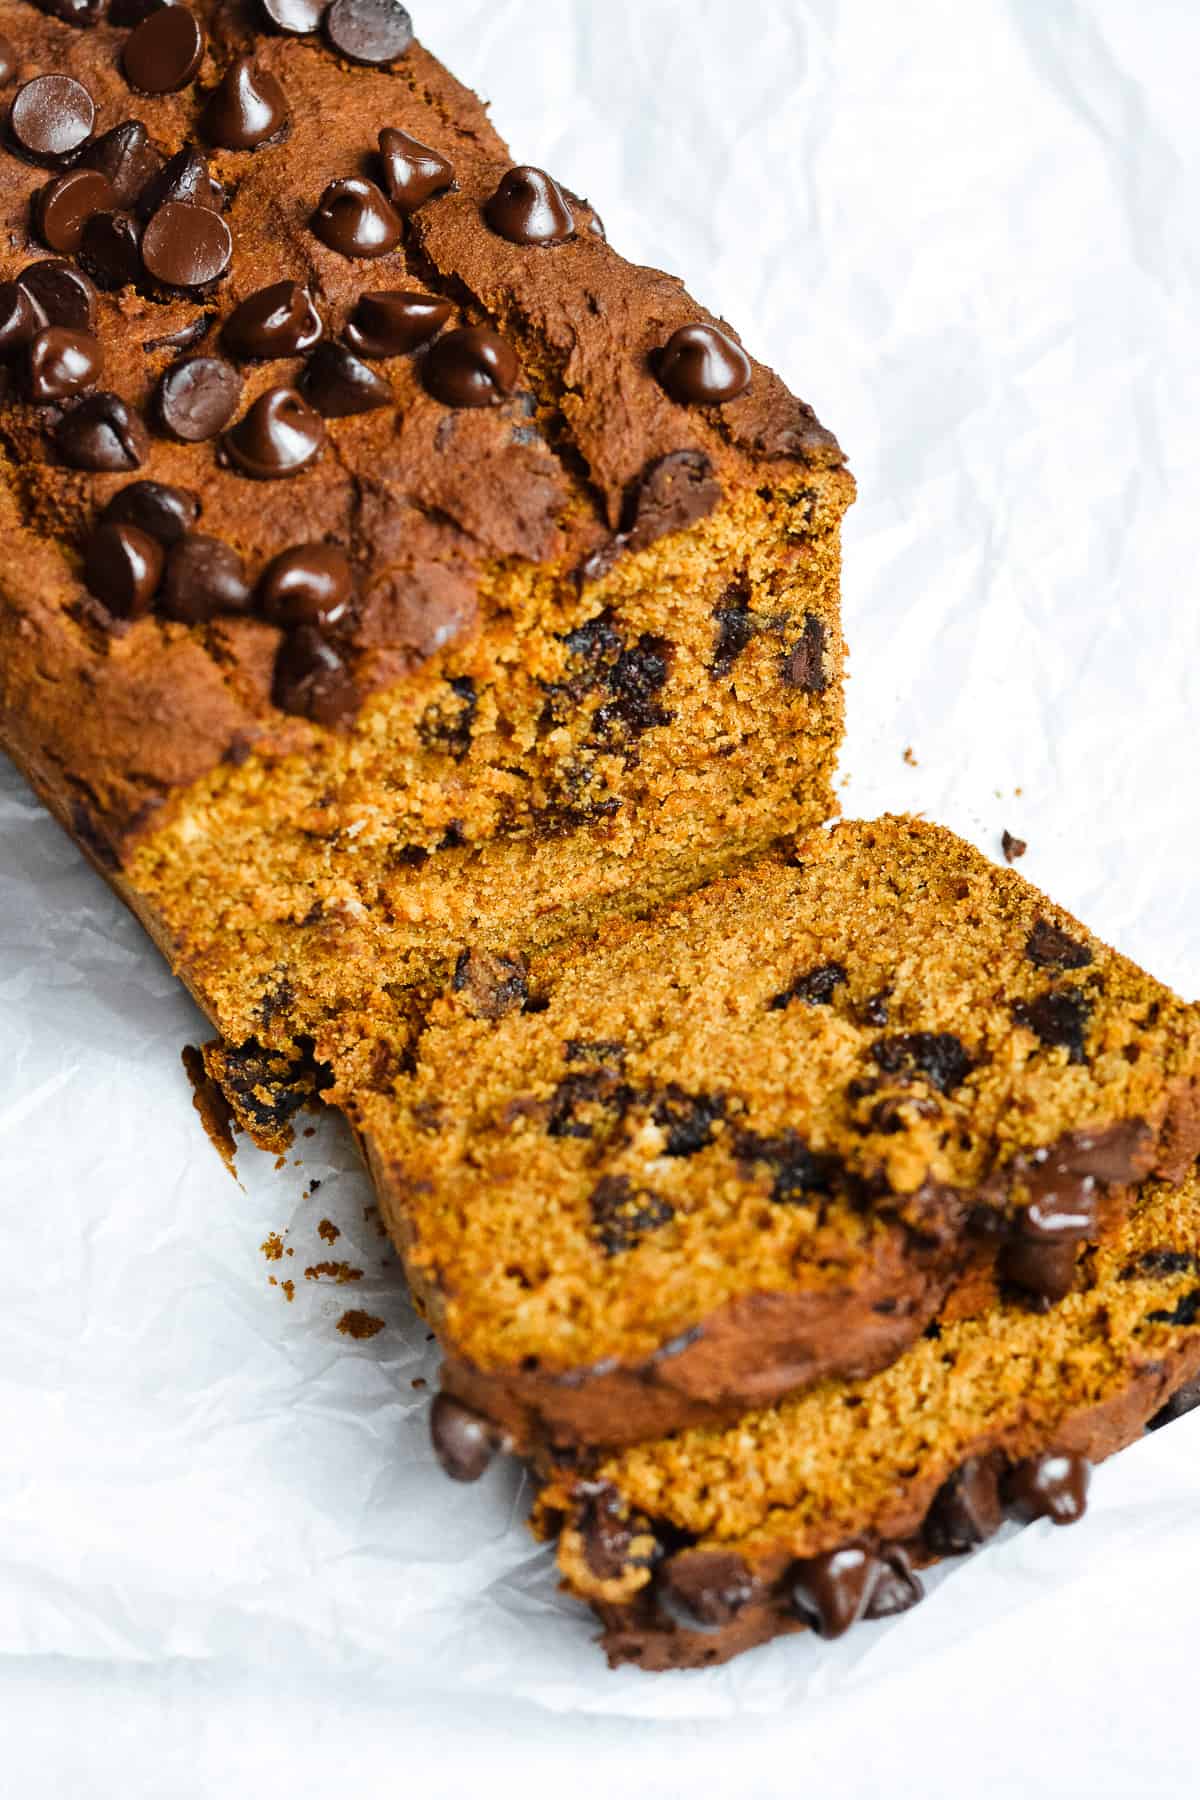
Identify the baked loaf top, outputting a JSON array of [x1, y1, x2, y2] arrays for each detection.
[[0, 0, 844, 853], [362, 816, 1200, 1448]]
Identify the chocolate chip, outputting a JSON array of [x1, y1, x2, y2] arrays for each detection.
[[156, 353, 243, 441], [1124, 1249, 1199, 1281], [709, 586, 754, 678], [35, 167, 116, 254], [258, 542, 353, 629], [923, 1457, 1005, 1555], [418, 676, 477, 761], [573, 1482, 642, 1581], [325, 0, 413, 65], [27, 326, 102, 402], [83, 521, 162, 618], [272, 625, 358, 725], [1025, 919, 1093, 971], [376, 125, 454, 213], [260, 0, 326, 30], [224, 385, 324, 478], [10, 75, 95, 166], [656, 1552, 757, 1635], [422, 325, 519, 408], [311, 176, 402, 258], [201, 55, 289, 150], [429, 1391, 510, 1482], [769, 961, 846, 1011], [789, 1544, 879, 1639], [589, 1173, 673, 1256], [123, 4, 206, 94], [451, 948, 529, 1020], [0, 281, 46, 358], [735, 1129, 839, 1205], [1002, 1238, 1079, 1307], [1013, 989, 1092, 1064], [299, 341, 392, 417], [1146, 1289, 1200, 1328], [136, 145, 222, 221], [657, 323, 751, 406], [143, 200, 234, 290], [1002, 1452, 1090, 1525], [862, 990, 891, 1027], [108, 0, 164, 26], [17, 259, 96, 330], [223, 281, 323, 360], [864, 1546, 924, 1619], [103, 479, 199, 545], [344, 288, 451, 356], [1002, 829, 1027, 864], [781, 613, 828, 691], [623, 449, 721, 552], [160, 532, 251, 622], [484, 165, 574, 246], [34, 0, 104, 21], [55, 391, 147, 469], [0, 37, 16, 87], [1147, 1373, 1200, 1432], [871, 1032, 972, 1094], [652, 1086, 725, 1157], [76, 210, 141, 290]]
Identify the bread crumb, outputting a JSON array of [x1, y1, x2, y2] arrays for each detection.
[[902, 746, 917, 767], [261, 1232, 284, 1262], [304, 1261, 363, 1284], [281, 1279, 295, 1302], [317, 1218, 341, 1245], [337, 1310, 385, 1340], [1002, 829, 1027, 864]]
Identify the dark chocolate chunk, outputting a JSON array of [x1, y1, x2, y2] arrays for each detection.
[[82, 122, 163, 206], [573, 1482, 642, 1581], [1147, 1289, 1200, 1328], [103, 479, 200, 546], [769, 960, 847, 1011], [344, 288, 451, 357], [590, 632, 673, 742], [78, 211, 143, 289], [429, 1391, 510, 1483], [1025, 918, 1093, 971], [652, 1086, 725, 1157], [17, 259, 96, 330], [260, 0, 326, 31], [589, 1173, 674, 1256], [1124, 1250, 1200, 1281], [136, 145, 222, 220], [27, 326, 102, 402], [10, 75, 95, 165], [871, 1032, 972, 1094], [656, 1552, 757, 1635], [864, 1546, 924, 1619], [1002, 1452, 1090, 1526], [547, 1067, 632, 1140], [565, 1039, 627, 1067], [324, 0, 413, 65], [422, 325, 519, 408], [109, 0, 167, 24], [160, 532, 252, 623], [55, 391, 148, 470], [736, 1129, 839, 1205], [417, 675, 476, 761], [224, 385, 324, 478], [201, 56, 289, 150], [0, 281, 47, 358], [1147, 1373, 1200, 1432], [142, 200, 233, 288], [484, 165, 574, 246], [223, 281, 323, 359], [624, 450, 721, 552], [1002, 829, 1027, 864], [0, 37, 16, 86], [451, 948, 530, 1021], [789, 1544, 878, 1639], [272, 625, 358, 725], [862, 990, 891, 1027], [311, 176, 402, 258], [300, 341, 392, 416], [709, 586, 754, 678], [258, 542, 353, 629], [1001, 1237, 1079, 1306], [781, 613, 828, 691], [923, 1456, 1005, 1555], [657, 323, 751, 406], [1013, 989, 1092, 1064], [83, 521, 163, 619], [157, 353, 243, 440], [123, 4, 206, 94], [35, 167, 116, 254], [376, 125, 454, 213]]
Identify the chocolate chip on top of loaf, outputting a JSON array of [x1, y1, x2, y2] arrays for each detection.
[[349, 817, 1200, 1453], [0, 0, 852, 1053]]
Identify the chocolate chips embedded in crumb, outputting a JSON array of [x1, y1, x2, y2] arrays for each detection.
[[84, 521, 163, 619], [10, 75, 96, 166], [781, 613, 829, 692], [344, 289, 452, 357], [652, 1086, 725, 1156], [27, 326, 102, 403], [157, 355, 243, 442], [160, 533, 252, 623], [871, 1031, 972, 1095], [422, 326, 520, 408], [623, 450, 722, 553], [259, 544, 354, 630], [300, 342, 393, 417], [224, 386, 325, 479], [223, 282, 324, 360], [451, 948, 530, 1020], [736, 1129, 840, 1205], [864, 1546, 924, 1619], [1013, 988, 1092, 1064], [572, 1481, 649, 1581], [35, 168, 116, 255], [18, 259, 96, 331], [122, 5, 207, 95], [485, 166, 575, 246], [103, 480, 200, 546], [137, 146, 222, 221], [272, 626, 358, 726], [141, 201, 234, 289], [788, 1543, 879, 1639], [657, 322, 752, 406], [78, 211, 143, 291], [81, 120, 163, 207], [1025, 918, 1093, 971], [55, 391, 148, 471], [0, 283, 47, 358], [200, 56, 290, 151], [589, 1174, 674, 1256], [768, 960, 847, 1011], [311, 177, 402, 258], [656, 1552, 757, 1635], [376, 126, 455, 213], [923, 1456, 1005, 1555], [1002, 1452, 1091, 1526], [429, 1391, 511, 1482]]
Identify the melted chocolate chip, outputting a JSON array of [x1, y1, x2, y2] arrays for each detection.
[[781, 613, 829, 691], [451, 948, 530, 1021], [789, 1544, 878, 1639], [865, 1547, 924, 1620], [736, 1129, 840, 1205], [423, 325, 519, 408], [224, 386, 324, 478], [0, 37, 15, 87], [1147, 1289, 1200, 1328], [871, 1032, 972, 1094], [83, 521, 162, 618], [923, 1457, 1005, 1555], [258, 542, 353, 629], [160, 532, 251, 622], [862, 990, 891, 1027], [657, 323, 751, 406], [1125, 1249, 1200, 1281], [429, 1391, 510, 1482], [484, 165, 574, 245], [589, 1174, 674, 1256], [28, 326, 102, 402], [376, 125, 454, 213], [325, 0, 413, 65], [1013, 989, 1092, 1064], [344, 289, 451, 357], [260, 0, 326, 30], [300, 341, 392, 416], [311, 176, 402, 258], [103, 479, 199, 545], [55, 391, 148, 470], [123, 4, 206, 94], [17, 259, 96, 330], [10, 75, 95, 165], [656, 1552, 757, 1635], [78, 211, 143, 289], [272, 625, 358, 725], [0, 282, 46, 358], [156, 353, 243, 440], [142, 200, 233, 288], [35, 168, 115, 254], [1025, 918, 1093, 971], [136, 145, 222, 220], [624, 449, 721, 552], [1147, 1373, 1200, 1432], [769, 961, 847, 1011], [1002, 1452, 1090, 1525], [709, 586, 754, 678], [201, 55, 289, 150], [652, 1086, 725, 1157], [573, 1482, 641, 1581], [81, 120, 163, 206], [1001, 1237, 1080, 1306], [418, 676, 477, 761], [223, 281, 323, 359]]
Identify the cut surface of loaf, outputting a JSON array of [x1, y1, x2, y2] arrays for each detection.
[[353, 817, 1200, 1451], [531, 1167, 1200, 1670], [0, 0, 850, 1055]]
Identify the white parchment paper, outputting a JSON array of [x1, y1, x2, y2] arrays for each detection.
[[3, 2, 1200, 1793]]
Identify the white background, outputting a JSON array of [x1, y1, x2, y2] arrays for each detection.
[[3, 1, 1200, 1793]]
